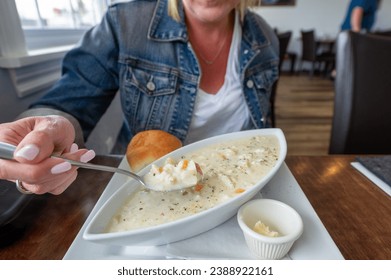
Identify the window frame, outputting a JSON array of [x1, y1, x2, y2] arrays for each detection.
[[0, 0, 108, 65], [24, 28, 89, 51], [0, 1, 108, 98]]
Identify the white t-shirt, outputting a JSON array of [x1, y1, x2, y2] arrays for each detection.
[[184, 13, 251, 145]]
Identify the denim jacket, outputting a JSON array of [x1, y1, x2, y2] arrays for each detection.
[[33, 0, 279, 149]]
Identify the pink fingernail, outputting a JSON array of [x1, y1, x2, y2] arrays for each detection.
[[70, 143, 78, 153], [80, 150, 96, 163], [15, 144, 40, 161], [51, 162, 72, 174]]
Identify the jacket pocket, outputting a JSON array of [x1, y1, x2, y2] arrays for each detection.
[[119, 58, 180, 131], [123, 58, 178, 96], [250, 62, 278, 92]]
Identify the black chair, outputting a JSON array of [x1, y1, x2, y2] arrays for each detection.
[[371, 30, 391, 37], [277, 31, 292, 70], [300, 30, 335, 77], [329, 31, 391, 154], [270, 31, 292, 127]]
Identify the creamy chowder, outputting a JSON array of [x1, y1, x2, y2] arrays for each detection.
[[144, 158, 203, 191], [106, 135, 279, 233]]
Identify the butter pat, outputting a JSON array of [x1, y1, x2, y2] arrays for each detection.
[[253, 220, 279, 237]]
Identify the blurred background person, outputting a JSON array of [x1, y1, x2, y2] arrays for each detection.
[[330, 0, 381, 79], [341, 0, 381, 32]]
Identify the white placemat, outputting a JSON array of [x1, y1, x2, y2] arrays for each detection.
[[351, 162, 391, 197], [63, 162, 344, 260]]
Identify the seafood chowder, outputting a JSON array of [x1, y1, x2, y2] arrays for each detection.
[[106, 135, 280, 232]]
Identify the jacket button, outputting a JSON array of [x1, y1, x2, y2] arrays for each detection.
[[246, 80, 254, 88], [147, 81, 156, 91]]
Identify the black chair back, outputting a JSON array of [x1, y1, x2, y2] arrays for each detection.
[[372, 30, 391, 37], [329, 31, 391, 154], [277, 31, 292, 69], [270, 31, 292, 127], [301, 30, 316, 62], [300, 29, 335, 76]]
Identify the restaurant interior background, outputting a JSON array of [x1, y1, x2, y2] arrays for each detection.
[[1, 0, 391, 154]]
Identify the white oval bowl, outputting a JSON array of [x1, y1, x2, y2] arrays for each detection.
[[237, 199, 303, 259], [83, 128, 287, 246]]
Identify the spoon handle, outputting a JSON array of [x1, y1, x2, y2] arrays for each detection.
[[53, 156, 146, 186], [0, 142, 16, 160]]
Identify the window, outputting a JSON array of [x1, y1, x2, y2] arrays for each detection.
[[15, 0, 109, 50], [0, 1, 109, 98], [16, 0, 109, 30]]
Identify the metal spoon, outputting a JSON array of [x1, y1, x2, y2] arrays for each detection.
[[0, 141, 149, 189]]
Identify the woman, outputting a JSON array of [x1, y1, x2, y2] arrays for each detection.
[[0, 0, 278, 195]]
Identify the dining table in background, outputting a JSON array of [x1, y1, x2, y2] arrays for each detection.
[[315, 37, 336, 53], [0, 155, 390, 260]]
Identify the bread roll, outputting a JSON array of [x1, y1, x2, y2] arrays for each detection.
[[126, 130, 182, 172]]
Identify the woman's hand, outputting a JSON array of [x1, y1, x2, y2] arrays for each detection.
[[0, 115, 95, 195]]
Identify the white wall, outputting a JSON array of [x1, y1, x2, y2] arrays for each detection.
[[255, 0, 391, 57]]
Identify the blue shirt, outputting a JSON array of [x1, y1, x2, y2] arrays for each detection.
[[341, 0, 378, 31], [32, 0, 279, 151]]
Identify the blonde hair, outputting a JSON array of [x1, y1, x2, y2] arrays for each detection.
[[168, 0, 260, 22]]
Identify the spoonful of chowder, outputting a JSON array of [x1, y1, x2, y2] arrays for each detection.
[[144, 158, 203, 191]]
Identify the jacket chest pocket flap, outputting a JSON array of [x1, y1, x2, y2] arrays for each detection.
[[251, 64, 278, 91], [125, 62, 178, 97]]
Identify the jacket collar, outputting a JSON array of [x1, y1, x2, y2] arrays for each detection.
[[241, 10, 270, 50], [148, 0, 188, 42]]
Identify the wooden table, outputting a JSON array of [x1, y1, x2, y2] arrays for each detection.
[[316, 38, 335, 53], [0, 155, 390, 260], [286, 156, 390, 260]]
